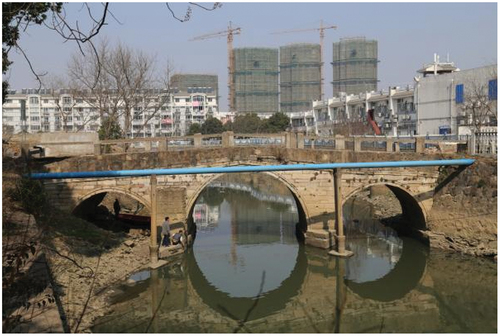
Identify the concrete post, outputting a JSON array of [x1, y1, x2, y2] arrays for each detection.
[[297, 133, 305, 149], [150, 175, 159, 264], [468, 133, 476, 155], [144, 141, 152, 152], [222, 131, 234, 147], [285, 132, 297, 149], [385, 139, 393, 152], [329, 168, 353, 257], [335, 136, 345, 150], [158, 138, 167, 152], [415, 137, 425, 153], [394, 141, 400, 152], [334, 168, 345, 253], [193, 133, 202, 147], [354, 137, 362, 152], [93, 144, 101, 155]]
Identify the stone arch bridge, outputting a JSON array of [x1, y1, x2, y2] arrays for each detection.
[[36, 147, 471, 260]]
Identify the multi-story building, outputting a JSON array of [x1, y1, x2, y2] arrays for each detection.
[[280, 43, 322, 113], [310, 86, 415, 136], [331, 37, 378, 97], [2, 82, 219, 137], [2, 88, 102, 134], [415, 60, 496, 136], [233, 47, 279, 115], [302, 61, 496, 138]]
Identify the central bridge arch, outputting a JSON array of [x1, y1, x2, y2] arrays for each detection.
[[184, 171, 312, 233]]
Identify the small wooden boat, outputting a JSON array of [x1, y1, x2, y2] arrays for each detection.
[[117, 213, 151, 224]]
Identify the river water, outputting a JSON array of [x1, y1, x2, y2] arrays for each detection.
[[93, 173, 497, 333]]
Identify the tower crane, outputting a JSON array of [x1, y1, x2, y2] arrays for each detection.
[[271, 20, 337, 100], [190, 22, 241, 111]]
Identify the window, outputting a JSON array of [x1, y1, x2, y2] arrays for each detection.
[[63, 96, 72, 105], [31, 125, 41, 131], [66, 116, 73, 122], [43, 99, 49, 104], [63, 107, 72, 112], [29, 97, 39, 104], [175, 98, 180, 103], [30, 116, 40, 122], [43, 125, 50, 131], [489, 79, 497, 100], [455, 84, 464, 104]]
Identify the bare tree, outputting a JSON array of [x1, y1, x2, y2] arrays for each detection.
[[460, 67, 497, 132], [68, 40, 174, 138]]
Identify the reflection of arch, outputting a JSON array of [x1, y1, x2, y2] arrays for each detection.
[[72, 187, 151, 213], [345, 237, 428, 302], [185, 172, 310, 228], [186, 245, 308, 321], [343, 183, 427, 230]]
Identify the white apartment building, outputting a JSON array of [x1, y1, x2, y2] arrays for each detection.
[[308, 86, 415, 136], [298, 60, 496, 138], [2, 88, 219, 137]]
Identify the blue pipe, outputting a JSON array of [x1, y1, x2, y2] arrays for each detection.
[[29, 159, 475, 180]]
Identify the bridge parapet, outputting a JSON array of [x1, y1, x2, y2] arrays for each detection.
[[92, 132, 468, 156]]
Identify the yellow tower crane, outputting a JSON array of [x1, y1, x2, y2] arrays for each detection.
[[190, 22, 241, 112], [271, 20, 337, 100]]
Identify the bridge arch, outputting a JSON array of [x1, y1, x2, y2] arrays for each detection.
[[343, 182, 427, 231], [185, 172, 311, 232], [72, 187, 152, 214]]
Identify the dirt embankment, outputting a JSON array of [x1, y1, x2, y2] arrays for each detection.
[[2, 141, 153, 333], [356, 158, 497, 259], [47, 228, 151, 333], [426, 157, 497, 258]]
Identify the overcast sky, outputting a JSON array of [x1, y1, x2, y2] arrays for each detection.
[[6, 2, 497, 110]]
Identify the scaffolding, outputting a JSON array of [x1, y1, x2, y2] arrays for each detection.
[[170, 74, 218, 96], [233, 48, 279, 114], [331, 37, 378, 97], [280, 43, 321, 113]]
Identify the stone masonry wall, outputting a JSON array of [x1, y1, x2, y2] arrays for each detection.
[[39, 147, 495, 255]]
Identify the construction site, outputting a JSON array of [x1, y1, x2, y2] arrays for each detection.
[[280, 43, 322, 113], [233, 47, 279, 114], [170, 74, 219, 96], [331, 37, 379, 96], [189, 22, 380, 116]]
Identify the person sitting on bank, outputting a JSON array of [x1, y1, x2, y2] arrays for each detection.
[[161, 217, 171, 247], [172, 229, 185, 248]]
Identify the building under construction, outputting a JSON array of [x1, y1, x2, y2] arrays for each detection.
[[331, 37, 378, 97], [280, 43, 322, 113], [170, 74, 218, 97], [233, 48, 279, 114]]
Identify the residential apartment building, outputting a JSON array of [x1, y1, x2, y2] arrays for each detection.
[[310, 86, 415, 136], [3, 85, 219, 137], [298, 60, 496, 138]]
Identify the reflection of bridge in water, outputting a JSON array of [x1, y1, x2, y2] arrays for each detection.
[[208, 181, 297, 211]]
